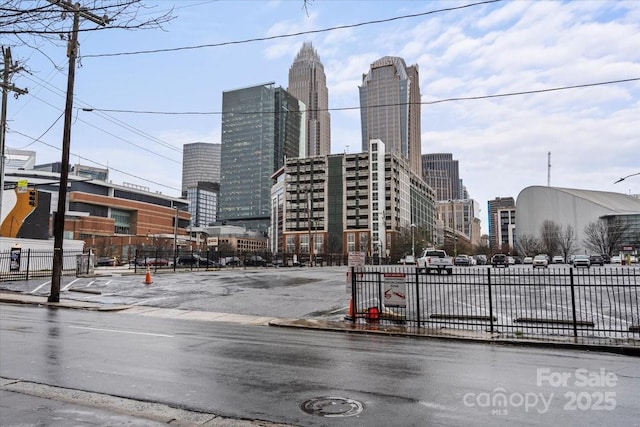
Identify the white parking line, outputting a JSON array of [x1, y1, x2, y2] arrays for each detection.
[[68, 325, 173, 338], [61, 278, 80, 291], [85, 280, 96, 288], [30, 281, 50, 294]]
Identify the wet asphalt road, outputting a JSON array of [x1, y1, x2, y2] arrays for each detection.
[[1, 304, 638, 426]]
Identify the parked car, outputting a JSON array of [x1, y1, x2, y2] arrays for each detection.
[[96, 256, 118, 267], [523, 256, 533, 264], [573, 255, 591, 268], [416, 248, 454, 274], [610, 255, 622, 264], [552, 256, 564, 264], [222, 256, 241, 267], [399, 254, 416, 264], [600, 253, 611, 264], [454, 254, 471, 266], [491, 253, 509, 268], [589, 254, 604, 266], [244, 255, 267, 267], [177, 254, 217, 267], [473, 255, 487, 265], [533, 254, 549, 268]]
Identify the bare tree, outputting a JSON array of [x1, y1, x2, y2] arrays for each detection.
[[1, 1, 174, 69], [539, 220, 560, 255], [556, 224, 577, 261], [583, 218, 629, 255], [516, 233, 541, 256]]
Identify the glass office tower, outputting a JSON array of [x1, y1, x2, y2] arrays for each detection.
[[219, 83, 304, 234], [359, 56, 422, 176]]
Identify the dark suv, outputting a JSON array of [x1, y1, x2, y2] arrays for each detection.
[[491, 253, 509, 268], [244, 255, 267, 267], [177, 254, 216, 267], [589, 254, 604, 266]]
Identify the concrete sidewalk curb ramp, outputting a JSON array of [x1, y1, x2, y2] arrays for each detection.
[[0, 291, 131, 312]]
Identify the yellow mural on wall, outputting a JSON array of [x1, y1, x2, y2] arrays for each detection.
[[0, 188, 38, 238]]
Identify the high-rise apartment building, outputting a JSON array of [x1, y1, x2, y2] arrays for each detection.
[[359, 56, 422, 176], [487, 197, 516, 250], [219, 83, 304, 234], [276, 140, 435, 260], [287, 42, 331, 157], [422, 153, 460, 201], [181, 142, 221, 227]]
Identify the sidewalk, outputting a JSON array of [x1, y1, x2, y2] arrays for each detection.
[[1, 290, 638, 356]]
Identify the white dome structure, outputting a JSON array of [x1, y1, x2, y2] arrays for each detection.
[[516, 186, 640, 252]]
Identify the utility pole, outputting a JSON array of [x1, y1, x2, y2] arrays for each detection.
[[47, 1, 108, 302], [1, 47, 28, 228]]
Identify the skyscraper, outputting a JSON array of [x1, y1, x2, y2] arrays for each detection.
[[287, 42, 331, 157], [182, 142, 220, 196], [182, 142, 221, 227], [219, 83, 304, 233], [422, 153, 460, 201], [359, 56, 422, 176]]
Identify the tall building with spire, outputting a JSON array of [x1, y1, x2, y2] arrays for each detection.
[[287, 42, 331, 157], [359, 56, 422, 176]]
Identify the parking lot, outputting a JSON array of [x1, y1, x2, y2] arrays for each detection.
[[0, 266, 352, 320]]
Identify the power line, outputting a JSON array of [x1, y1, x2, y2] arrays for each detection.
[[75, 77, 640, 115], [82, 0, 502, 58], [21, 73, 182, 154], [9, 128, 182, 192]]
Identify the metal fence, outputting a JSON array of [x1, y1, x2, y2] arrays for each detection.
[[0, 249, 87, 282], [126, 248, 354, 272], [349, 266, 639, 339]]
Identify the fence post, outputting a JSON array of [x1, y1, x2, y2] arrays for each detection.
[[377, 271, 384, 317], [26, 248, 31, 280], [487, 267, 494, 333], [570, 268, 578, 338], [351, 266, 357, 324], [415, 266, 421, 327]]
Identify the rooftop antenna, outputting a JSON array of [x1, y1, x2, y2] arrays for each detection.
[[547, 151, 551, 187]]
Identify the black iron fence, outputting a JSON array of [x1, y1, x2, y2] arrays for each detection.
[[349, 266, 639, 339], [126, 248, 354, 272], [0, 249, 87, 282]]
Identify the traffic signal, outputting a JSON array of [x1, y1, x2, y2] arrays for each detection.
[[28, 189, 37, 207]]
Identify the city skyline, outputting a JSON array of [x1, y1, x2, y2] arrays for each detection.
[[3, 1, 639, 235]]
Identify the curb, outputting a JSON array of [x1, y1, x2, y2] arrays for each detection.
[[267, 319, 640, 357], [2, 291, 638, 356]]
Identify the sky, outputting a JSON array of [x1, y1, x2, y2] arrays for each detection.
[[5, 0, 640, 234]]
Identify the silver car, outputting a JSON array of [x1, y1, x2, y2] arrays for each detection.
[[573, 255, 591, 268], [533, 254, 548, 268]]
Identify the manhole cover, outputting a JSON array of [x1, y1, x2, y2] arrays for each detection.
[[300, 397, 364, 418]]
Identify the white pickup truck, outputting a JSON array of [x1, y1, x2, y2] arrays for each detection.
[[416, 248, 454, 275]]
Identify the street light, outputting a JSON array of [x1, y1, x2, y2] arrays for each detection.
[[411, 223, 416, 257], [614, 172, 640, 184]]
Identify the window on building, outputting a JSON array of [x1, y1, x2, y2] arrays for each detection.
[[359, 232, 368, 251], [314, 234, 323, 255], [300, 234, 309, 254], [286, 235, 295, 253], [347, 233, 355, 252]]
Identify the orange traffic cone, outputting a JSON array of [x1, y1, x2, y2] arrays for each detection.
[[144, 267, 153, 285]]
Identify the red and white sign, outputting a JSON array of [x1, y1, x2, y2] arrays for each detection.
[[383, 272, 407, 307]]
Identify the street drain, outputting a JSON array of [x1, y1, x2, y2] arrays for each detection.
[[300, 397, 364, 418]]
